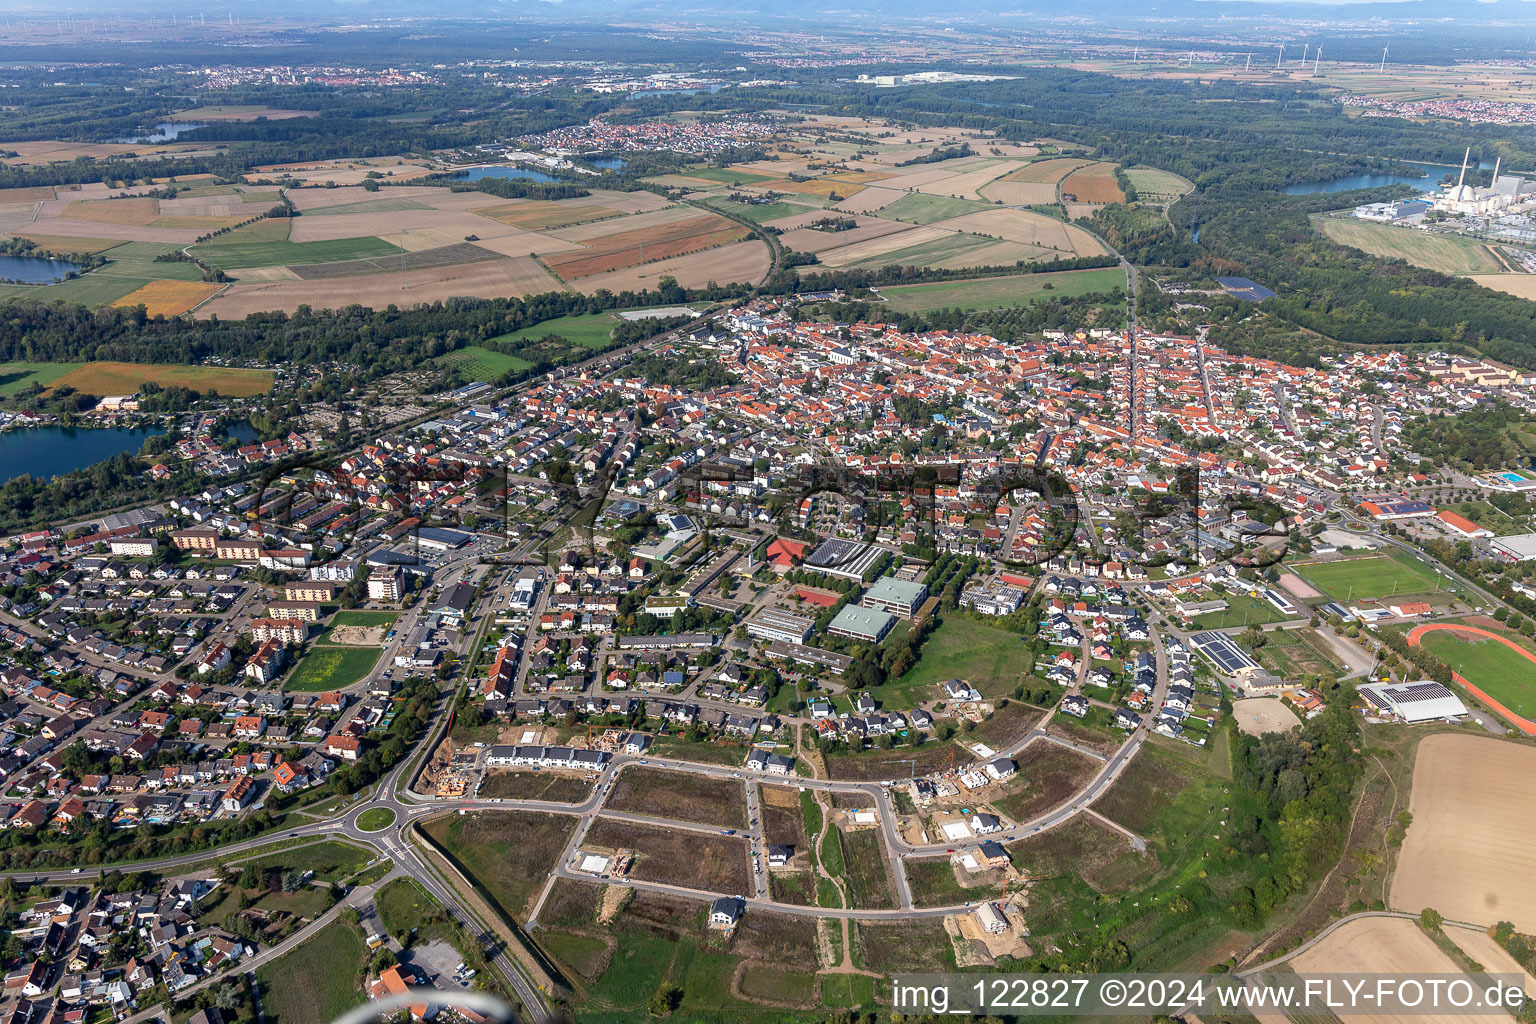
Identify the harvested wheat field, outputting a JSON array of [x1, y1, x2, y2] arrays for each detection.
[[174, 105, 317, 121], [1, 140, 204, 165], [776, 217, 911, 255], [572, 239, 770, 293], [200, 256, 562, 317], [915, 162, 1025, 200], [935, 209, 1106, 256], [247, 159, 438, 186], [1470, 275, 1536, 299], [756, 177, 865, 200], [1060, 163, 1124, 203], [831, 187, 910, 214], [1446, 928, 1536, 996], [471, 201, 621, 231], [978, 181, 1059, 206], [1291, 917, 1509, 1024], [1391, 733, 1536, 931], [813, 224, 956, 268], [1004, 158, 1095, 184], [1231, 698, 1300, 736], [58, 198, 161, 226], [544, 213, 746, 279], [0, 185, 56, 203], [12, 233, 126, 254], [111, 280, 223, 316]]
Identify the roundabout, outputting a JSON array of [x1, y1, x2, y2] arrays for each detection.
[[355, 807, 398, 832]]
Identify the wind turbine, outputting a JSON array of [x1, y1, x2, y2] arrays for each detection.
[[1314, 48, 1322, 76], [1301, 43, 1308, 66], [1245, 53, 1252, 72], [1379, 46, 1388, 74], [1277, 45, 1285, 68]]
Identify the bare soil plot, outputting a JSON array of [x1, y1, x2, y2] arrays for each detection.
[[1231, 698, 1301, 736], [729, 908, 821, 969], [111, 280, 222, 316], [424, 810, 576, 920], [985, 741, 1101, 823], [584, 818, 750, 895], [759, 785, 808, 847], [978, 180, 1059, 206], [571, 238, 769, 293], [1292, 917, 1511, 1024], [858, 919, 957, 973], [548, 214, 753, 275], [1060, 162, 1125, 203], [200, 256, 562, 317], [1391, 733, 1536, 931], [604, 765, 747, 828], [478, 770, 592, 803]]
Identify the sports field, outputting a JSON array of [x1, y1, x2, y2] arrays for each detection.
[[47, 361, 274, 397], [1420, 627, 1536, 719], [436, 346, 534, 381], [1291, 550, 1442, 602], [880, 267, 1124, 313], [1319, 218, 1505, 276]]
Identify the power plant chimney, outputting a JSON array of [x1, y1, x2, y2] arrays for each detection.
[[1455, 147, 1471, 200]]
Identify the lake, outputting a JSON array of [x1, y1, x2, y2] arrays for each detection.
[[0, 424, 167, 483], [460, 165, 556, 183], [110, 121, 207, 144], [589, 156, 627, 170], [225, 419, 259, 444], [1283, 160, 1487, 195], [0, 253, 84, 284], [632, 85, 724, 97]]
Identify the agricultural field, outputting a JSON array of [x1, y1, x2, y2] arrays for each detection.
[[192, 231, 403, 270], [584, 818, 751, 895], [111, 279, 222, 315], [542, 211, 748, 280], [425, 809, 577, 920], [1124, 166, 1194, 200], [878, 267, 1124, 313], [1290, 916, 1513, 1024], [985, 741, 1102, 823], [605, 765, 747, 829], [1420, 627, 1536, 719], [0, 361, 82, 398], [1320, 217, 1506, 276], [879, 192, 998, 225], [1059, 162, 1125, 203], [1470, 274, 1536, 299], [47, 361, 275, 397], [254, 920, 366, 1024], [285, 645, 381, 692], [1291, 550, 1443, 602]]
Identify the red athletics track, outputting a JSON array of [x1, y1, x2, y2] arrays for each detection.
[[1406, 624, 1536, 736]]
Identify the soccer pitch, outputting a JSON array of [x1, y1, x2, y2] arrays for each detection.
[[1291, 551, 1443, 602]]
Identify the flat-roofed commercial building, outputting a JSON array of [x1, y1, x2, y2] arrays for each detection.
[[861, 576, 928, 617], [827, 605, 895, 644], [746, 608, 815, 645]]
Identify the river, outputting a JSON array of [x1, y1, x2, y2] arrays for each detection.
[[0, 425, 167, 483]]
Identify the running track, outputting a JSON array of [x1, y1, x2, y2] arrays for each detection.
[[1406, 623, 1536, 735]]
